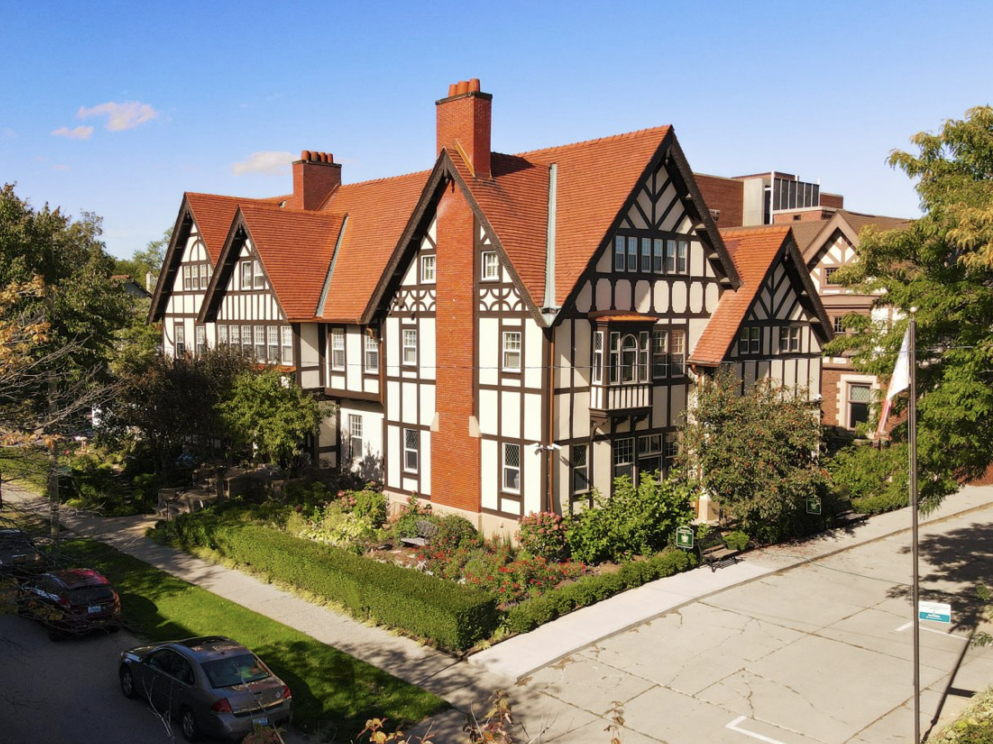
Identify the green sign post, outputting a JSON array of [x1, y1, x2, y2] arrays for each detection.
[[676, 525, 694, 550], [806, 494, 822, 515]]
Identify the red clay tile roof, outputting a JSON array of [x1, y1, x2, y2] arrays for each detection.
[[185, 193, 280, 263], [454, 126, 672, 309], [690, 225, 792, 365], [318, 170, 430, 322], [238, 203, 345, 320]]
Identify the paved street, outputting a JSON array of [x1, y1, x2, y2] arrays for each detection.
[[517, 504, 993, 744]]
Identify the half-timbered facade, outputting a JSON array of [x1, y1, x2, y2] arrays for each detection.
[[154, 79, 834, 531]]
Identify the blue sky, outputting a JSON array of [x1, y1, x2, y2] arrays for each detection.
[[1, 0, 989, 260]]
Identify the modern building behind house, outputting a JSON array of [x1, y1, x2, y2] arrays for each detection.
[[150, 79, 843, 531]]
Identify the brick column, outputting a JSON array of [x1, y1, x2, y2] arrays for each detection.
[[431, 179, 480, 511]]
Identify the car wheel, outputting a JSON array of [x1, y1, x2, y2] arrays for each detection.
[[180, 707, 200, 742], [119, 666, 137, 699]]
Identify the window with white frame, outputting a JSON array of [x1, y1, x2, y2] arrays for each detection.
[[665, 240, 677, 273], [614, 235, 626, 272], [613, 437, 634, 481], [254, 326, 265, 361], [199, 264, 209, 290], [403, 428, 419, 472], [779, 326, 801, 353], [640, 237, 651, 272], [571, 444, 589, 494], [676, 239, 688, 273], [653, 238, 663, 273], [229, 325, 240, 348], [503, 443, 521, 492], [620, 334, 638, 383], [652, 329, 669, 378], [330, 328, 345, 370], [402, 328, 417, 365], [608, 332, 620, 384], [421, 254, 436, 284], [218, 325, 228, 346], [348, 414, 363, 462], [241, 325, 252, 353], [182, 265, 193, 291], [253, 260, 264, 289], [502, 331, 521, 371], [739, 326, 761, 355], [482, 251, 499, 280], [833, 316, 845, 334], [638, 331, 650, 382], [240, 261, 252, 289], [281, 326, 293, 365], [848, 383, 871, 429], [196, 325, 206, 356], [670, 329, 685, 375], [663, 431, 679, 470], [267, 326, 279, 362], [626, 236, 637, 272], [175, 324, 185, 357], [364, 334, 379, 373], [592, 331, 603, 384], [637, 434, 662, 477]]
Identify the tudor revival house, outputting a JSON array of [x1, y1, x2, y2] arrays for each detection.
[[150, 80, 833, 531]]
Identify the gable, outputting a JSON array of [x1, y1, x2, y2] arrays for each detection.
[[206, 233, 287, 325]]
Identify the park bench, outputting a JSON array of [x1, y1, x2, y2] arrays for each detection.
[[831, 498, 868, 529], [697, 530, 740, 571], [400, 519, 437, 549]]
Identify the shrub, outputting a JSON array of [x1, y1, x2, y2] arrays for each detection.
[[166, 518, 498, 650], [349, 488, 388, 527], [504, 549, 695, 633], [301, 503, 377, 548], [431, 514, 482, 555], [565, 473, 698, 564], [723, 531, 750, 552], [517, 512, 568, 561], [391, 495, 434, 540]]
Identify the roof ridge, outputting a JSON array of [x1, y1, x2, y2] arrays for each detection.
[[333, 168, 432, 190], [185, 191, 280, 203], [837, 208, 912, 221], [240, 201, 344, 218], [506, 124, 672, 159], [719, 224, 792, 234]]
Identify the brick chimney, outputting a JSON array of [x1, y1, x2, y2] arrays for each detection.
[[436, 78, 492, 179], [289, 150, 341, 210]]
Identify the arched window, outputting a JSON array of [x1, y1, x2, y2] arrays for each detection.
[[621, 334, 638, 383]]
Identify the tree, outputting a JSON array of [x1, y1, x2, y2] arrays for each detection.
[[219, 368, 326, 471], [827, 106, 993, 511], [0, 276, 49, 443], [113, 228, 171, 288], [677, 368, 824, 542]]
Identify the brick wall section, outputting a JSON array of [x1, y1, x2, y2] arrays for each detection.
[[773, 208, 835, 223], [431, 179, 480, 512], [695, 174, 744, 227], [820, 192, 845, 209], [290, 158, 341, 211], [436, 93, 492, 177], [821, 367, 843, 427]]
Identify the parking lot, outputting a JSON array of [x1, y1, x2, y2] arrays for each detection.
[[524, 505, 993, 744]]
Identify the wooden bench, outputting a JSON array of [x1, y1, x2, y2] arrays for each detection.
[[831, 498, 868, 529], [697, 530, 740, 571], [400, 519, 437, 549]]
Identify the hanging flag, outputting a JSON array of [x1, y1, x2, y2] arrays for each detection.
[[876, 325, 911, 437]]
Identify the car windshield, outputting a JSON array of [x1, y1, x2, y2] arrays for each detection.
[[200, 654, 270, 688], [68, 585, 115, 604]]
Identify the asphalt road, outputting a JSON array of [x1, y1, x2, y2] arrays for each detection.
[[520, 504, 993, 744]]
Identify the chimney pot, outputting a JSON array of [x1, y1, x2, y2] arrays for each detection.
[[448, 83, 458, 97], [436, 78, 492, 178], [318, 152, 327, 163], [302, 150, 312, 161], [290, 148, 342, 210], [456, 80, 469, 95], [468, 78, 480, 92]]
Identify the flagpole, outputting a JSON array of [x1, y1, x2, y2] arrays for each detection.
[[909, 310, 920, 744]]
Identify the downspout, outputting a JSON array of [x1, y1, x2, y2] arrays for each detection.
[[543, 163, 559, 512], [546, 333, 555, 513]]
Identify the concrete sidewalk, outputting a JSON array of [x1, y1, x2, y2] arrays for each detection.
[[7, 482, 993, 742]]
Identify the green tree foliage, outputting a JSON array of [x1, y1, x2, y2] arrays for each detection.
[[678, 368, 824, 541], [99, 347, 253, 472], [827, 106, 993, 511], [219, 367, 326, 470], [113, 228, 171, 287]]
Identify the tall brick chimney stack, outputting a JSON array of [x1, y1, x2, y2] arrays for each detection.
[[289, 150, 341, 210], [436, 78, 492, 179]]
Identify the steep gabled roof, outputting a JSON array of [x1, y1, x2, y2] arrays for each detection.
[[691, 225, 831, 366], [801, 209, 913, 265], [185, 192, 283, 262], [238, 204, 345, 320], [317, 170, 430, 323]]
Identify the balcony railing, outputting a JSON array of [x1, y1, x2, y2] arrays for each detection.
[[590, 382, 652, 414]]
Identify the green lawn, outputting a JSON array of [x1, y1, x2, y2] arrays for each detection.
[[60, 538, 448, 738], [0, 446, 49, 495]]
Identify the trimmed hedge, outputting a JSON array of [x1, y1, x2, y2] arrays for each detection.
[[504, 548, 696, 634], [168, 515, 498, 651]]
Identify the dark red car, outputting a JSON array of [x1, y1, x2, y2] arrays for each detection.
[[19, 568, 122, 640]]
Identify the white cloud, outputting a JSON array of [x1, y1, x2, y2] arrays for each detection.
[[76, 101, 159, 131], [52, 164, 69, 171], [51, 125, 93, 140], [231, 151, 295, 176], [2, 127, 16, 138]]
